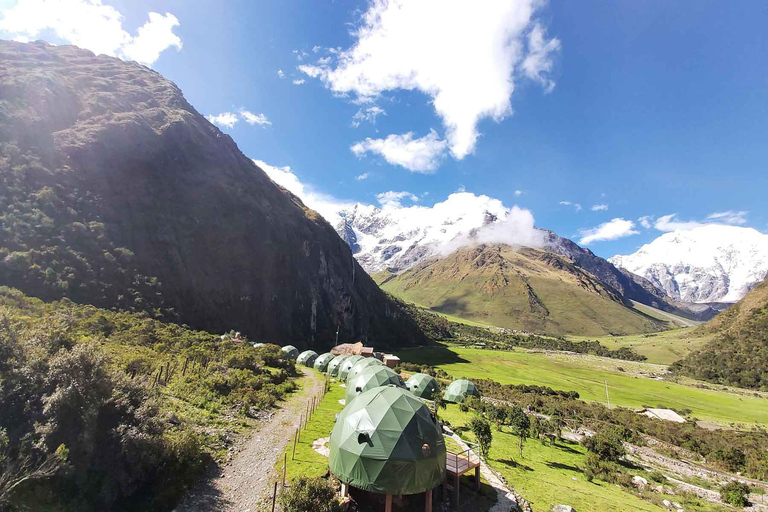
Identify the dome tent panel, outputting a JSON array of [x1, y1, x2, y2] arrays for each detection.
[[443, 379, 480, 403], [314, 353, 335, 372], [339, 355, 366, 381], [281, 345, 299, 360], [328, 355, 349, 377], [297, 350, 319, 366], [405, 373, 440, 400], [347, 357, 384, 383], [345, 366, 406, 404], [329, 386, 446, 496]]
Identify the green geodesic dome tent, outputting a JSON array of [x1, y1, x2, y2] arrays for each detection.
[[339, 355, 366, 381], [281, 345, 299, 360], [345, 366, 406, 404], [405, 373, 440, 400], [297, 350, 319, 366], [443, 379, 480, 403], [328, 355, 349, 377], [314, 353, 335, 372], [346, 357, 384, 383], [329, 385, 446, 495]]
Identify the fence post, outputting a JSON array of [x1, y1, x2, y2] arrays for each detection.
[[271, 481, 278, 512], [292, 428, 298, 460], [298, 415, 302, 442], [282, 453, 287, 488]]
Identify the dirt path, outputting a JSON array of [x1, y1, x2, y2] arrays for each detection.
[[174, 368, 323, 512]]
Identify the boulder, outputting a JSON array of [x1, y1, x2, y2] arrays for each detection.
[[632, 475, 648, 488], [552, 506, 576, 512]]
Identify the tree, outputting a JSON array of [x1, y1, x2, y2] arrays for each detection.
[[506, 406, 530, 458], [279, 476, 340, 512], [469, 418, 493, 459], [433, 394, 446, 422], [581, 428, 626, 463], [489, 405, 509, 429]]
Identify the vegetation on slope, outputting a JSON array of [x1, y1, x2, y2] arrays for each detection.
[[672, 278, 768, 390], [378, 244, 667, 336], [0, 287, 298, 511], [0, 40, 425, 348]]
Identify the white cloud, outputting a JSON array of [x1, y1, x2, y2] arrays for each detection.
[[239, 109, 271, 126], [0, 0, 181, 66], [312, 45, 322, 53], [591, 204, 608, 211], [514, 190, 523, 196], [292, 78, 305, 85], [559, 200, 582, 212], [351, 106, 386, 127], [253, 159, 353, 224], [206, 112, 239, 129], [575, 203, 582, 212], [578, 218, 640, 245], [654, 211, 749, 232], [521, 22, 560, 93], [706, 210, 748, 225], [559, 201, 572, 206], [299, 0, 560, 159], [638, 215, 653, 229], [277, 69, 286, 79], [355, 172, 370, 181], [376, 191, 419, 208], [350, 129, 447, 173]]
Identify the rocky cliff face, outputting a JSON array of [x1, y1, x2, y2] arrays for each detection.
[[0, 41, 425, 348]]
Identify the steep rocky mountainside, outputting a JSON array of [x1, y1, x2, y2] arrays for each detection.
[[672, 277, 768, 390], [376, 244, 667, 336], [0, 41, 425, 348], [610, 224, 768, 304]]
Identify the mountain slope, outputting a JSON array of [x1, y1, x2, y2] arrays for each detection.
[[672, 277, 768, 390], [610, 225, 768, 303], [376, 244, 667, 336], [0, 40, 425, 348]]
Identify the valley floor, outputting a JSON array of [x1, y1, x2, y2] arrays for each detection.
[[396, 345, 768, 427]]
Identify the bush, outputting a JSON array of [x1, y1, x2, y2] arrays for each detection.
[[279, 476, 340, 512], [720, 481, 751, 507], [648, 471, 666, 483]]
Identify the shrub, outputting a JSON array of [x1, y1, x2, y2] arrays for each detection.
[[279, 476, 340, 512], [720, 481, 751, 507], [648, 471, 666, 483]]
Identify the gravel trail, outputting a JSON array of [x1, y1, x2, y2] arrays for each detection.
[[174, 368, 323, 512]]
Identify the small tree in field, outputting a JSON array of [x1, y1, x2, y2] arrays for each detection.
[[469, 418, 492, 460], [506, 406, 530, 458]]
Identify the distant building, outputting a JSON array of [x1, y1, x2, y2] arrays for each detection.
[[635, 408, 686, 423], [382, 354, 400, 368], [331, 341, 375, 357]]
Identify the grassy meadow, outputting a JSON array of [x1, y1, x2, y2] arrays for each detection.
[[397, 345, 768, 426]]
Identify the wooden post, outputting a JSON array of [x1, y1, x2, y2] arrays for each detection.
[[282, 453, 287, 488], [385, 494, 393, 512], [425, 488, 433, 512], [306, 401, 310, 425], [298, 415, 302, 442], [475, 466, 480, 490], [454, 473, 460, 511], [271, 481, 278, 512], [292, 428, 298, 460]]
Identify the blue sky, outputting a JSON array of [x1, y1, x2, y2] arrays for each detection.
[[2, 0, 767, 259]]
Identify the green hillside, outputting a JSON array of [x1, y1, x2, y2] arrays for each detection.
[[672, 278, 768, 390], [377, 244, 668, 336]]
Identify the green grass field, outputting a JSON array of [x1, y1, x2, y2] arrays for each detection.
[[441, 405, 727, 512], [397, 346, 768, 426], [566, 327, 714, 365]]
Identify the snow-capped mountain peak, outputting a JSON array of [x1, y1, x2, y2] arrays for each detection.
[[609, 225, 768, 303]]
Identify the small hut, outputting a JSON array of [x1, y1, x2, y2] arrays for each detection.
[[330, 385, 446, 511], [345, 366, 406, 404], [346, 357, 385, 383], [314, 353, 335, 372], [339, 355, 366, 381], [281, 345, 299, 360], [297, 350, 319, 367], [328, 355, 349, 377], [406, 374, 440, 400], [443, 379, 480, 403]]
